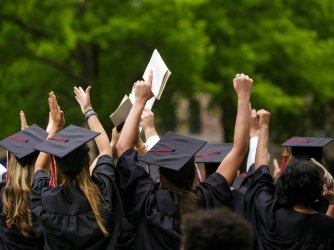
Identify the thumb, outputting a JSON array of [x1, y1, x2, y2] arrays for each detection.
[[147, 69, 153, 87], [60, 111, 65, 122], [86, 86, 91, 97]]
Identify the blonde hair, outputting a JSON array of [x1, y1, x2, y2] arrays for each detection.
[[57, 155, 109, 237], [2, 157, 35, 238]]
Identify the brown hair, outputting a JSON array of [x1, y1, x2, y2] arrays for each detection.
[[2, 157, 35, 237], [159, 162, 198, 217], [57, 154, 109, 236]]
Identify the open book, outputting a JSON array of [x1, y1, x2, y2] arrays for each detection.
[[110, 49, 171, 129], [143, 49, 171, 100], [109, 95, 133, 128]]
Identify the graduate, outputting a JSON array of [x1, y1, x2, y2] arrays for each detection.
[[30, 89, 118, 249], [0, 115, 47, 249], [244, 109, 334, 250], [115, 72, 253, 250]]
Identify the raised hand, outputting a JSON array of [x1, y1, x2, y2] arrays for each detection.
[[134, 70, 153, 104], [250, 108, 260, 137], [140, 109, 155, 131], [273, 158, 281, 180], [233, 73, 253, 97], [48, 91, 65, 129], [46, 112, 54, 133], [110, 127, 120, 152], [257, 109, 271, 128], [323, 182, 334, 204], [74, 86, 92, 114], [20, 111, 28, 130]]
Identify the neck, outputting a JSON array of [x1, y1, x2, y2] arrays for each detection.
[[292, 203, 318, 214]]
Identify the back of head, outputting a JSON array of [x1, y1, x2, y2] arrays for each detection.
[[181, 207, 253, 250], [276, 159, 323, 208], [159, 159, 198, 216]]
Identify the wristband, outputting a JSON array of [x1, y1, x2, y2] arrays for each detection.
[[135, 144, 146, 151], [85, 111, 97, 121], [84, 108, 94, 115]]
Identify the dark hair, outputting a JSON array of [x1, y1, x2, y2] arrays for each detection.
[[276, 159, 323, 208], [181, 207, 253, 250], [159, 159, 198, 216]]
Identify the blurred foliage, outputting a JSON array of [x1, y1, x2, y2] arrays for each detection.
[[0, 0, 333, 142]]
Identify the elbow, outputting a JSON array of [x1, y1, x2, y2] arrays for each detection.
[[116, 141, 127, 157]]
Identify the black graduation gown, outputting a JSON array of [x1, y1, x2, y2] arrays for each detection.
[[0, 182, 44, 250], [244, 165, 334, 250], [30, 155, 115, 250], [117, 148, 233, 250]]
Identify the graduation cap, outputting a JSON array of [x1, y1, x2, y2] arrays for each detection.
[[140, 131, 207, 186], [194, 143, 233, 178], [34, 125, 100, 177], [0, 124, 48, 166], [282, 137, 333, 162], [195, 143, 233, 164]]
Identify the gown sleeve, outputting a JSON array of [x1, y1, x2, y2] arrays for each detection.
[[196, 172, 233, 208], [116, 148, 154, 224], [91, 154, 116, 205], [244, 165, 276, 226], [30, 170, 51, 234]]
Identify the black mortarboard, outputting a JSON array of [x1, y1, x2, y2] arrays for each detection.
[[194, 143, 233, 163], [195, 143, 233, 178], [0, 124, 47, 166], [282, 137, 333, 162], [140, 131, 207, 186], [34, 125, 100, 177]]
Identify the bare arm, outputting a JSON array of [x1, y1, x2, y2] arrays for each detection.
[[34, 92, 64, 173], [74, 86, 111, 157], [116, 71, 153, 157], [254, 109, 271, 170], [216, 74, 252, 185]]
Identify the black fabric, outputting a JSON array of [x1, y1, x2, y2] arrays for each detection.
[[140, 131, 207, 172], [195, 143, 233, 163], [34, 125, 100, 158], [244, 165, 334, 250], [117, 148, 232, 250], [30, 155, 115, 250], [0, 182, 44, 250]]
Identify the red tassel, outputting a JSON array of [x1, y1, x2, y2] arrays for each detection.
[[148, 148, 175, 153], [280, 147, 289, 173], [49, 155, 57, 187], [8, 135, 28, 143], [195, 152, 220, 157]]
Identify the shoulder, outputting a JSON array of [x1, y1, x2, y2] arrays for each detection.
[[92, 154, 116, 175]]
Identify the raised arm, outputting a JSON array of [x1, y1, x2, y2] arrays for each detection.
[[140, 108, 160, 150], [246, 108, 260, 171], [254, 109, 271, 170], [216, 73, 252, 185], [34, 92, 64, 173], [74, 86, 111, 157], [116, 71, 153, 156]]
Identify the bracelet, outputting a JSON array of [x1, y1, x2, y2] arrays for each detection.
[[85, 111, 97, 121], [135, 144, 146, 151], [84, 108, 94, 115]]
